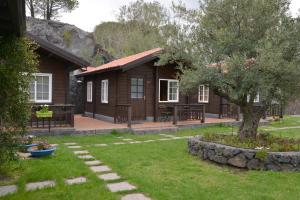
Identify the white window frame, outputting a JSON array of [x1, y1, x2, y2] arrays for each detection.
[[159, 79, 179, 103], [247, 93, 260, 103], [101, 79, 109, 103], [30, 73, 52, 103], [198, 85, 209, 103], [87, 81, 93, 102]]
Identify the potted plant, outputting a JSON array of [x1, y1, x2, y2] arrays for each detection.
[[36, 105, 53, 118], [28, 142, 56, 157]]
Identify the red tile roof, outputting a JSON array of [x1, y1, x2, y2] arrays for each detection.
[[79, 48, 163, 76]]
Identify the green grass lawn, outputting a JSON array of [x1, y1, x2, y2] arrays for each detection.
[[1, 117, 300, 200]]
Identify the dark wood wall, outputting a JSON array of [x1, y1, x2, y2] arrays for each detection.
[[37, 51, 70, 105]]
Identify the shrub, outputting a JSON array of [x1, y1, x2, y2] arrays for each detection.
[[0, 36, 37, 172]]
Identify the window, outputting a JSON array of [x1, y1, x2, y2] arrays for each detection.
[[247, 93, 260, 103], [29, 73, 52, 103], [87, 81, 93, 102], [101, 80, 108, 103], [159, 79, 179, 102], [131, 78, 144, 99], [198, 85, 209, 103]]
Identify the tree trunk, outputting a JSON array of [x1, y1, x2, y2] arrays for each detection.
[[238, 106, 265, 141], [30, 0, 35, 17]]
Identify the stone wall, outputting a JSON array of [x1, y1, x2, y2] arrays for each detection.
[[188, 136, 300, 171]]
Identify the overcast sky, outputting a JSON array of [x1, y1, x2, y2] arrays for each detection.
[[58, 0, 300, 32]]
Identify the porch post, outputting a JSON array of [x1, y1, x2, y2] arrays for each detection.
[[70, 105, 75, 127], [154, 66, 159, 122], [279, 103, 284, 119], [201, 105, 205, 123], [236, 106, 240, 121], [173, 105, 178, 125], [219, 97, 223, 119], [114, 71, 119, 124], [128, 106, 132, 128]]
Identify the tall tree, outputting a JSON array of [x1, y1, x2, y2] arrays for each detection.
[[93, 0, 170, 58], [161, 0, 300, 140], [25, 0, 79, 20]]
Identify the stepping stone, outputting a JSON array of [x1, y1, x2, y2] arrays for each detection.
[[98, 173, 120, 181], [17, 152, 31, 159], [78, 155, 94, 160], [144, 140, 155, 143], [116, 137, 124, 139], [94, 144, 108, 147], [172, 137, 182, 140], [50, 144, 59, 147], [122, 138, 133, 141], [158, 138, 171, 141], [68, 146, 82, 149], [25, 180, 55, 191], [64, 143, 77, 146], [113, 142, 126, 145], [121, 193, 152, 200], [107, 181, 136, 192], [74, 150, 89, 155], [0, 185, 17, 197], [129, 141, 142, 144], [90, 165, 111, 173], [84, 160, 102, 166], [65, 177, 87, 185]]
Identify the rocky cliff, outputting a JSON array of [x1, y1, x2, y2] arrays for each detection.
[[26, 17, 114, 65]]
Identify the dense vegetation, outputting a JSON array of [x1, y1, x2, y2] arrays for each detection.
[[0, 36, 37, 174]]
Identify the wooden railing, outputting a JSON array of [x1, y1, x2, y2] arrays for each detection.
[[29, 104, 75, 131], [265, 104, 283, 118], [114, 104, 132, 128], [219, 103, 240, 121], [173, 104, 206, 125]]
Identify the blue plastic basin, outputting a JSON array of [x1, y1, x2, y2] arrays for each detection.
[[28, 147, 56, 157]]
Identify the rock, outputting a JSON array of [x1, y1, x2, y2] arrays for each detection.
[[212, 155, 227, 164], [266, 163, 281, 171], [244, 151, 256, 159], [228, 154, 247, 168], [247, 159, 262, 170], [26, 17, 114, 64]]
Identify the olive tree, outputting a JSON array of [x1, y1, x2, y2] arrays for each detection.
[[161, 0, 300, 140]]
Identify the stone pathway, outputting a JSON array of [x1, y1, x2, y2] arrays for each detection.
[[65, 142, 152, 200], [68, 146, 82, 149], [25, 180, 55, 191], [74, 150, 89, 155], [90, 165, 111, 173], [65, 177, 87, 185], [98, 173, 120, 181], [106, 181, 136, 192], [85, 160, 102, 166], [121, 193, 152, 200], [78, 155, 94, 160], [0, 185, 17, 197]]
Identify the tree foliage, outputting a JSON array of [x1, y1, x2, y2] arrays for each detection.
[[93, 0, 170, 58], [26, 0, 79, 20], [161, 0, 300, 140], [0, 36, 37, 170]]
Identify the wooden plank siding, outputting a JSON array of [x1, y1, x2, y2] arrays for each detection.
[[83, 60, 224, 121], [37, 51, 70, 105]]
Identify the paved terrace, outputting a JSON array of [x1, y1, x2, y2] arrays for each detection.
[[29, 115, 239, 135]]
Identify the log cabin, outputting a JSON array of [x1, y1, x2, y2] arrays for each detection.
[[27, 33, 90, 128], [77, 48, 239, 126]]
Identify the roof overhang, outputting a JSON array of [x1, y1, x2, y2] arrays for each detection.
[[27, 32, 90, 68]]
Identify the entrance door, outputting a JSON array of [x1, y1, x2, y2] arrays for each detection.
[[130, 77, 146, 121]]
